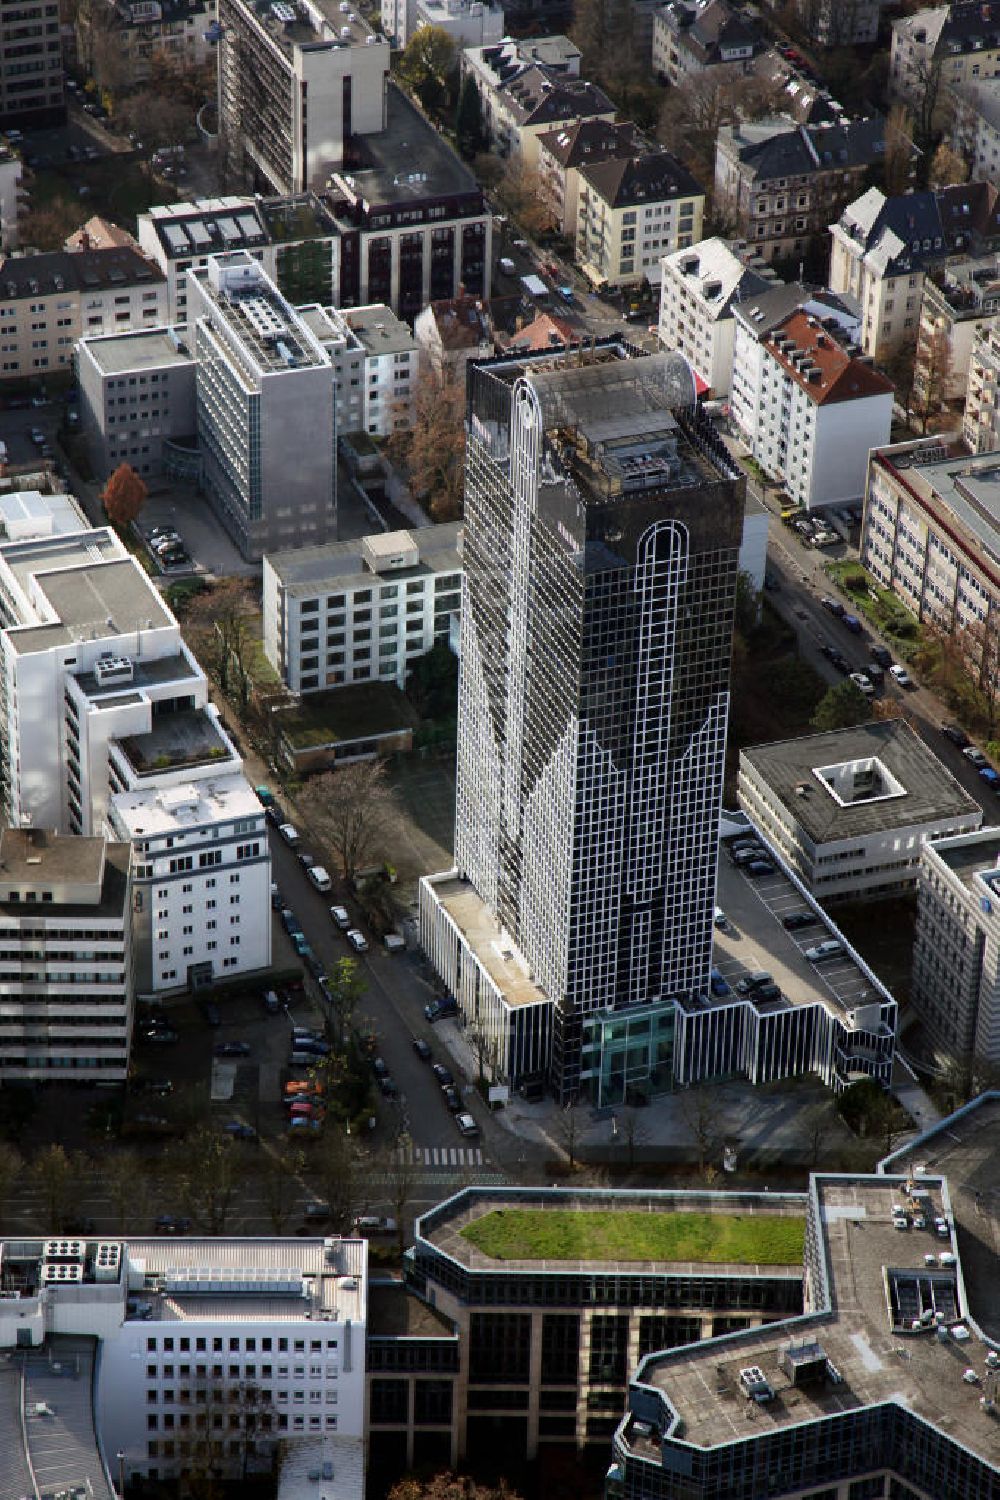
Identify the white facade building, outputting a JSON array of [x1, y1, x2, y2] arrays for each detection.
[[0, 147, 23, 251], [263, 524, 462, 695], [110, 775, 270, 997], [0, 1233, 368, 1493], [409, 0, 503, 50], [187, 253, 337, 561], [739, 720, 982, 903], [950, 78, 1000, 188], [657, 237, 779, 396], [912, 826, 1000, 1061], [0, 829, 134, 1084], [964, 316, 1000, 454]]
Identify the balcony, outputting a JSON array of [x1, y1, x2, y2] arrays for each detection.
[[114, 709, 237, 780]]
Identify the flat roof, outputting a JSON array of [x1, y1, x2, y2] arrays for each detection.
[[880, 443, 1000, 570], [740, 719, 980, 843], [255, 0, 376, 55], [276, 682, 418, 747], [191, 256, 329, 377], [635, 1175, 996, 1454], [367, 1281, 455, 1337], [934, 827, 1000, 886], [74, 649, 202, 702], [117, 708, 236, 779], [111, 773, 261, 837], [0, 828, 104, 886], [81, 326, 193, 375], [333, 85, 478, 206], [343, 304, 417, 356], [424, 877, 552, 1011], [0, 490, 88, 541], [267, 521, 461, 593], [417, 1187, 806, 1279], [0, 840, 130, 921]]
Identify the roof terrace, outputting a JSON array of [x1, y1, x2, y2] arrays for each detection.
[[116, 708, 236, 779]]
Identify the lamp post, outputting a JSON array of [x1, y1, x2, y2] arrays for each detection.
[[116, 1449, 126, 1499]]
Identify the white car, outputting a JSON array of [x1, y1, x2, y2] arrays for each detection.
[[963, 747, 989, 768], [804, 939, 845, 963], [278, 823, 300, 846], [330, 904, 350, 929], [889, 664, 912, 687], [307, 865, 332, 893], [849, 672, 874, 697], [455, 1111, 480, 1137], [346, 928, 368, 953]]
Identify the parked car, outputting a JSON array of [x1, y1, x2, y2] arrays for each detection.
[[292, 931, 311, 956], [279, 822, 301, 846], [271, 882, 283, 910], [143, 1028, 179, 1045], [889, 664, 912, 687], [346, 929, 368, 953], [850, 671, 874, 697], [353, 1215, 398, 1236], [710, 967, 730, 996], [805, 939, 845, 963], [424, 996, 458, 1022], [870, 645, 893, 668], [745, 859, 775, 877], [304, 1200, 330, 1221], [413, 1038, 432, 1061], [963, 746, 989, 767], [134, 1078, 173, 1095], [980, 767, 1000, 790], [431, 1064, 455, 1088], [821, 598, 845, 616], [294, 1037, 331, 1057], [442, 1085, 462, 1112], [942, 724, 971, 749], [372, 1056, 389, 1078], [378, 1075, 398, 1098], [456, 1112, 480, 1137], [199, 1000, 221, 1027], [330, 904, 350, 929], [298, 851, 316, 871], [154, 1214, 192, 1234], [307, 865, 332, 892], [841, 613, 863, 635], [214, 1040, 251, 1057], [755, 983, 782, 1001], [223, 1122, 257, 1140], [783, 911, 818, 930], [735, 971, 773, 996], [265, 802, 284, 826], [281, 908, 302, 936]]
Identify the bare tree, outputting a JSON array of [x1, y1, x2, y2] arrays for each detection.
[[389, 365, 466, 521], [296, 761, 397, 884], [180, 578, 257, 706], [30, 1145, 88, 1230], [388, 1475, 524, 1500], [316, 1128, 363, 1232], [912, 321, 953, 434], [679, 1089, 717, 1178], [103, 1148, 150, 1232], [467, 1019, 495, 1089], [937, 1050, 1000, 1111], [0, 1142, 22, 1232], [169, 1128, 245, 1234], [619, 1107, 647, 1172], [376, 1129, 418, 1258], [259, 1140, 306, 1234], [883, 103, 917, 198], [556, 1099, 584, 1169]]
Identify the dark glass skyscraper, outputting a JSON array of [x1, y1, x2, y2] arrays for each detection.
[[454, 341, 746, 1099]]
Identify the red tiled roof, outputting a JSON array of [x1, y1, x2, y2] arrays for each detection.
[[765, 310, 893, 405], [504, 312, 576, 351]]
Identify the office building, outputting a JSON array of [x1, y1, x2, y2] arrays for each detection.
[[964, 316, 1000, 454], [0, 247, 167, 382], [950, 77, 1000, 187], [738, 720, 982, 903], [0, 0, 65, 129], [915, 251, 1000, 409], [263, 523, 462, 694], [421, 340, 745, 1101], [0, 1233, 368, 1493], [714, 114, 886, 266], [0, 829, 134, 1083], [110, 774, 270, 998], [218, 0, 390, 193], [861, 436, 1000, 646], [575, 151, 704, 290], [912, 826, 1000, 1060], [187, 252, 336, 561], [828, 180, 1000, 357], [657, 237, 779, 397], [613, 1097, 1000, 1500], [76, 326, 198, 481], [401, 1185, 806, 1465], [890, 1, 1000, 109], [652, 0, 763, 85]]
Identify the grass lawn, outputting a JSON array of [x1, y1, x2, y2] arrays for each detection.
[[461, 1209, 806, 1265], [825, 560, 922, 656]]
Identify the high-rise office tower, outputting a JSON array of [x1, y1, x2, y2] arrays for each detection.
[[440, 340, 745, 1100]]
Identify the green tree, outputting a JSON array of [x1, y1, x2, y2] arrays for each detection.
[[324, 957, 367, 1045], [811, 678, 872, 731], [405, 640, 458, 720], [397, 25, 456, 112], [455, 74, 485, 159], [170, 1127, 245, 1234], [101, 462, 147, 528]]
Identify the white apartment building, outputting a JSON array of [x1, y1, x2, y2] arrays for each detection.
[[915, 252, 1000, 408], [890, 2, 1000, 110], [964, 316, 1000, 453], [912, 826, 1000, 1060], [0, 1233, 368, 1494], [409, 0, 503, 49], [739, 720, 982, 903], [187, 253, 336, 560], [302, 301, 418, 436], [657, 236, 779, 396], [110, 775, 270, 997], [218, 0, 390, 193], [136, 197, 272, 327], [0, 147, 24, 251], [861, 436, 1000, 642], [950, 78, 1000, 186], [731, 293, 890, 511], [0, 829, 134, 1084], [263, 524, 462, 695], [76, 326, 197, 481], [0, 247, 168, 382]]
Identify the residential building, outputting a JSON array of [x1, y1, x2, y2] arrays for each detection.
[[420, 340, 746, 1102], [614, 1098, 1000, 1500], [950, 76, 1000, 185], [751, 48, 844, 126], [501, 309, 575, 352], [576, 152, 704, 289], [964, 314, 1000, 452], [890, 1, 1000, 109], [0, 0, 65, 128], [263, 523, 462, 695], [137, 197, 274, 326], [218, 0, 390, 193], [76, 326, 197, 481], [828, 180, 1000, 356], [76, 0, 216, 90], [414, 296, 493, 377], [715, 115, 887, 266], [731, 296, 891, 511], [536, 119, 643, 239], [404, 1184, 806, 1464], [0, 829, 134, 1084], [771, 0, 890, 46], [110, 774, 270, 998], [341, 305, 418, 433], [461, 38, 611, 165], [912, 826, 1000, 1060], [0, 146, 24, 252], [0, 1233, 367, 1492], [657, 236, 779, 396], [186, 252, 336, 561], [861, 436, 1000, 646], [409, 0, 503, 50], [652, 0, 763, 85], [66, 216, 143, 254], [915, 251, 1000, 409], [738, 720, 982, 903], [0, 247, 168, 382]]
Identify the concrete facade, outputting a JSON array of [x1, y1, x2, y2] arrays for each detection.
[[912, 827, 1000, 1060]]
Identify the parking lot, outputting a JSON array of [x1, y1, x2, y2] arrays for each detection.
[[713, 843, 883, 1017]]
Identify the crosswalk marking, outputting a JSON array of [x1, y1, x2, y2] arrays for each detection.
[[394, 1144, 483, 1168]]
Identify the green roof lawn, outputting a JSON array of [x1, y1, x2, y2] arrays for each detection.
[[460, 1209, 806, 1266]]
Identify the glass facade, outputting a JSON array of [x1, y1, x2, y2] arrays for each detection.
[[582, 1002, 676, 1107]]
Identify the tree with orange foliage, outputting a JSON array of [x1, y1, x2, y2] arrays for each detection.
[[101, 463, 147, 528]]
